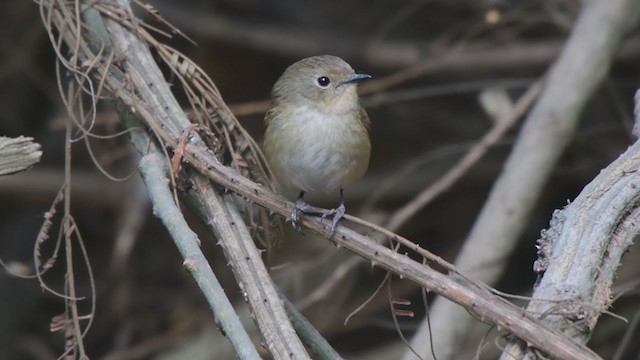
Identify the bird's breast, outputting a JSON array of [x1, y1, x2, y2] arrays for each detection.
[[264, 105, 371, 194]]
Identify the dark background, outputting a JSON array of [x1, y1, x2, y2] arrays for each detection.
[[1, 1, 639, 359]]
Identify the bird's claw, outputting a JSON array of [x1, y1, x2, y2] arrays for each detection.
[[322, 203, 345, 237], [290, 196, 305, 232], [290, 190, 346, 237], [290, 207, 301, 232]]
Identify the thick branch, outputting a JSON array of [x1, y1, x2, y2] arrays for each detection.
[[133, 131, 260, 360], [500, 139, 640, 359], [406, 0, 640, 358], [188, 177, 310, 359], [178, 133, 601, 360], [0, 136, 42, 176]]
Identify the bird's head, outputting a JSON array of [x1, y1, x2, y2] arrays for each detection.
[[271, 55, 371, 113]]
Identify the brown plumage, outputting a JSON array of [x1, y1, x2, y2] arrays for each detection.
[[264, 55, 371, 234]]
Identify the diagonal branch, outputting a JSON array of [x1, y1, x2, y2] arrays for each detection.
[[177, 129, 601, 360], [131, 123, 261, 360], [39, 0, 307, 358], [188, 175, 310, 358], [96, 1, 309, 358]]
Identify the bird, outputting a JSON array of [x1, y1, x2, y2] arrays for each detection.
[[263, 55, 371, 235]]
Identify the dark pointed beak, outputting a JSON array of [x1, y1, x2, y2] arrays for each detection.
[[337, 73, 372, 88], [343, 73, 372, 84]]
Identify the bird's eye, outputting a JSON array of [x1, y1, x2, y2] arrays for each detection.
[[317, 76, 331, 87]]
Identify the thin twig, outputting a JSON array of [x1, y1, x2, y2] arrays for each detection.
[[63, 101, 87, 359], [387, 279, 423, 360], [385, 80, 542, 232]]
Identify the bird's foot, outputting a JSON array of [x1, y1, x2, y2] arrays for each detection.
[[290, 195, 324, 232], [322, 202, 346, 237], [290, 197, 305, 232]]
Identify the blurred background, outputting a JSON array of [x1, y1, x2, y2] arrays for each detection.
[[1, 0, 639, 359]]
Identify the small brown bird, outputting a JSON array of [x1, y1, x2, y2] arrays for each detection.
[[264, 55, 371, 234]]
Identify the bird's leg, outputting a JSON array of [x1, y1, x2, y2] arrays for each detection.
[[322, 188, 346, 236], [290, 191, 327, 231], [290, 191, 306, 231]]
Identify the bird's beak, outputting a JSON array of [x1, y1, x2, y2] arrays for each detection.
[[343, 73, 372, 85], [337, 73, 372, 88]]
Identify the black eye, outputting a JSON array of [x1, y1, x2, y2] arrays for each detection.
[[317, 76, 331, 87]]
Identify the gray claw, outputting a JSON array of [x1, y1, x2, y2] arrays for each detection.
[[290, 195, 305, 232], [329, 203, 346, 237]]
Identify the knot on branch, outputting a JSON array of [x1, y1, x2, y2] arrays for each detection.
[[533, 209, 565, 283]]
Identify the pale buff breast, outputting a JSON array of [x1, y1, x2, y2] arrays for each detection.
[[264, 104, 370, 194]]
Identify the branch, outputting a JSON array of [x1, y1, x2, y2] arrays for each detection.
[[43, 0, 609, 359], [89, 14, 600, 356], [97, 3, 599, 359], [187, 176, 310, 358], [405, 0, 640, 358], [130, 124, 261, 360], [0, 136, 42, 176], [500, 139, 640, 358], [179, 133, 601, 360], [277, 287, 344, 360], [151, 0, 640, 70], [385, 80, 542, 232], [96, 1, 308, 358]]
